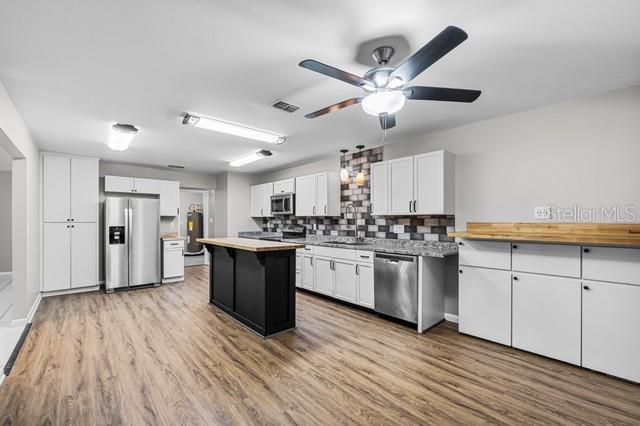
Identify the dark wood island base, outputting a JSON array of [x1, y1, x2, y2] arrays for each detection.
[[199, 238, 304, 337]]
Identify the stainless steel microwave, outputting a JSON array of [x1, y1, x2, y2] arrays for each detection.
[[271, 193, 295, 215]]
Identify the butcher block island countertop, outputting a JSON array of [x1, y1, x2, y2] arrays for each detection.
[[449, 222, 640, 247], [197, 237, 304, 252]]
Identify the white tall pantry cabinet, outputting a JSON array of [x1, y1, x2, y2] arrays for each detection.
[[42, 154, 99, 292]]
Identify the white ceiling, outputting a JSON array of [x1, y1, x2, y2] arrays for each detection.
[[1, 0, 639, 174]]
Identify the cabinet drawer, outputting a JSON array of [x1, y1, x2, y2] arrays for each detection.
[[297, 246, 314, 255], [512, 243, 580, 277], [512, 273, 581, 365], [314, 245, 356, 260], [458, 266, 512, 345], [355, 250, 373, 263], [582, 246, 640, 286], [458, 240, 511, 270]]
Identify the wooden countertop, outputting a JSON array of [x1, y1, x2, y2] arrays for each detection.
[[449, 222, 640, 247], [197, 238, 304, 252]]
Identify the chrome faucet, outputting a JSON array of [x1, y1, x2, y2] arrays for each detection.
[[344, 204, 364, 242], [344, 203, 357, 220]]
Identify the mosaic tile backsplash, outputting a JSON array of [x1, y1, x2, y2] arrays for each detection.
[[261, 146, 455, 242]]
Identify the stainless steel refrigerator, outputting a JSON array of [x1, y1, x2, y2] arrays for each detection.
[[105, 197, 160, 292]]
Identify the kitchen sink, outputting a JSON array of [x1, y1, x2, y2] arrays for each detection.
[[326, 241, 370, 246]]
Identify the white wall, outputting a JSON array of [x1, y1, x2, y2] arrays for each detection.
[[384, 86, 640, 228], [0, 81, 40, 321], [251, 157, 339, 185], [213, 172, 259, 237], [0, 171, 11, 272]]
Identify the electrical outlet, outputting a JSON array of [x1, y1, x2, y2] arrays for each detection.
[[393, 225, 404, 233], [534, 206, 551, 220]]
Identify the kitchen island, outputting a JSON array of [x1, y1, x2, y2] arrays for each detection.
[[197, 238, 304, 337]]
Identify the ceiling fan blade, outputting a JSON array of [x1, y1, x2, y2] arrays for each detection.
[[379, 114, 396, 130], [305, 98, 363, 118], [406, 86, 481, 103], [299, 59, 370, 88], [390, 26, 468, 84]]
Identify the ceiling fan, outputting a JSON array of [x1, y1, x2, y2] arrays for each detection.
[[299, 26, 481, 130]]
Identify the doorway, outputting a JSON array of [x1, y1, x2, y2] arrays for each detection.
[[180, 189, 210, 267]]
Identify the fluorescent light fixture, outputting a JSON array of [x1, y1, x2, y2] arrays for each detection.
[[361, 91, 406, 116], [108, 123, 138, 151], [228, 149, 273, 168], [182, 113, 286, 144]]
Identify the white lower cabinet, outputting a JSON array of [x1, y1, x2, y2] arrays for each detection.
[[582, 280, 640, 382], [43, 223, 71, 292], [296, 247, 374, 308], [44, 223, 97, 291], [301, 254, 314, 290], [512, 273, 581, 365], [356, 263, 374, 308], [458, 266, 512, 345], [314, 257, 334, 296], [70, 223, 97, 289], [334, 259, 357, 303]]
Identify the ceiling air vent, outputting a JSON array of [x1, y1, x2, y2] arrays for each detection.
[[271, 99, 300, 113], [168, 164, 185, 169]]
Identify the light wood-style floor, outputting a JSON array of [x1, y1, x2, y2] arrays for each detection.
[[1, 265, 638, 425]]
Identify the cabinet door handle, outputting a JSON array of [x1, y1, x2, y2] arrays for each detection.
[[261, 208, 263, 216], [458, 241, 463, 246], [324, 205, 327, 214], [512, 244, 518, 249], [413, 200, 417, 212], [313, 206, 316, 215], [583, 285, 591, 290], [356, 264, 359, 275], [66, 225, 70, 228], [459, 269, 463, 274], [583, 248, 590, 253], [513, 276, 518, 281], [409, 201, 412, 213], [310, 257, 313, 266], [369, 204, 373, 214]]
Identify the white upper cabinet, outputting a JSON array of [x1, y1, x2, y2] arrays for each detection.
[[159, 180, 180, 216], [413, 151, 454, 215], [104, 175, 135, 193], [70, 157, 99, 222], [370, 161, 388, 216], [371, 150, 454, 216], [273, 178, 295, 194], [44, 154, 98, 223], [104, 176, 160, 194], [294, 173, 339, 217], [134, 178, 160, 194], [295, 175, 316, 216], [388, 157, 414, 215], [250, 182, 273, 217], [43, 155, 71, 222]]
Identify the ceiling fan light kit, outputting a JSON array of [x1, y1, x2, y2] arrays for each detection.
[[182, 113, 286, 145], [299, 25, 481, 130]]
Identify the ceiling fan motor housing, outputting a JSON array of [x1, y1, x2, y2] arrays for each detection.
[[372, 46, 395, 65]]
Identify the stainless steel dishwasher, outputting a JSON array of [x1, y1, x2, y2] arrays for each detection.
[[374, 253, 419, 323]]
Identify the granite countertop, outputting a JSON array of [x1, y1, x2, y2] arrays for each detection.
[[237, 232, 458, 258], [197, 237, 304, 252]]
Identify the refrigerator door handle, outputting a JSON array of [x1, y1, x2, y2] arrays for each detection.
[[127, 204, 132, 282]]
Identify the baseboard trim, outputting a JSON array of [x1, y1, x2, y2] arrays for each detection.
[[41, 285, 100, 298], [444, 313, 459, 323], [10, 292, 42, 327]]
